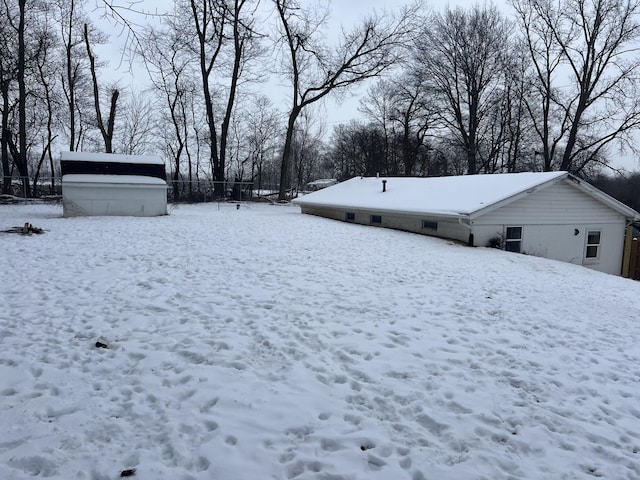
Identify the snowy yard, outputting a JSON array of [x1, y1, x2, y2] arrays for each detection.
[[1, 202, 640, 480]]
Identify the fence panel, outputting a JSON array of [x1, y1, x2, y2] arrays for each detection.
[[1, 176, 61, 200], [2, 177, 274, 203], [166, 180, 263, 203]]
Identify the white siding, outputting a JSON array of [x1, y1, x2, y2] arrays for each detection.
[[474, 181, 621, 225], [62, 182, 168, 217], [471, 182, 627, 275]]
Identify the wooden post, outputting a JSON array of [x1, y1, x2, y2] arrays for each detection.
[[622, 225, 633, 278]]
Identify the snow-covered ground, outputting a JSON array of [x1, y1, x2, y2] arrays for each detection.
[[1, 202, 640, 480]]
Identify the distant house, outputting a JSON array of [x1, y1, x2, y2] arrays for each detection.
[[304, 179, 338, 192], [61, 151, 168, 217], [293, 172, 640, 276]]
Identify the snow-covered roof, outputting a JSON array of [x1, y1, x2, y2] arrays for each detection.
[[60, 151, 164, 165], [61, 174, 167, 185], [293, 172, 640, 220], [293, 172, 567, 217]]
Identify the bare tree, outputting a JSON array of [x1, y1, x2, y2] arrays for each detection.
[[0, 0, 18, 192], [84, 22, 119, 153], [244, 95, 281, 193], [2, 0, 66, 196], [359, 80, 394, 171], [54, 0, 91, 152], [187, 0, 261, 198], [416, 4, 513, 175], [497, 45, 538, 173], [33, 4, 60, 194], [12, 0, 30, 196], [511, 0, 640, 173], [273, 0, 417, 200], [141, 11, 196, 200], [388, 74, 437, 175], [359, 76, 441, 176], [117, 90, 156, 155], [291, 107, 326, 191], [329, 121, 390, 179]]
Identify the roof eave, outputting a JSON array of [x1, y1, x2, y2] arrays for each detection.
[[295, 200, 468, 220], [565, 174, 640, 220]]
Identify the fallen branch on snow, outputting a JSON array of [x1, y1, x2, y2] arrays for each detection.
[[1, 223, 47, 235]]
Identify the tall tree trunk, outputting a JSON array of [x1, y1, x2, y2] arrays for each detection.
[[66, 0, 76, 151], [16, 0, 30, 197], [202, 71, 221, 197], [105, 89, 119, 153], [85, 23, 118, 153], [190, 0, 222, 198], [1, 86, 10, 193], [219, 0, 245, 190], [279, 108, 301, 200]]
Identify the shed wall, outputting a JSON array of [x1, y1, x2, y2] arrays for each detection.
[[62, 182, 168, 217]]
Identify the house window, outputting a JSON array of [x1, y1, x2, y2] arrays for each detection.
[[505, 226, 522, 253], [585, 231, 601, 259], [371, 215, 382, 224], [422, 220, 438, 230], [345, 212, 355, 221]]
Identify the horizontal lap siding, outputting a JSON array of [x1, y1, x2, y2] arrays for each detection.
[[473, 182, 622, 226]]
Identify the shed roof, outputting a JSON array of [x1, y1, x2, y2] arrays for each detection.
[[60, 151, 163, 165], [293, 172, 640, 220]]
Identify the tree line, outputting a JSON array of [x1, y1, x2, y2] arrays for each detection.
[[1, 0, 639, 203]]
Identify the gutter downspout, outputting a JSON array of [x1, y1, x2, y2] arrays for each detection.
[[458, 217, 474, 246], [622, 218, 638, 277]]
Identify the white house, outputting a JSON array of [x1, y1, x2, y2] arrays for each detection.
[[61, 152, 168, 217], [293, 172, 640, 275]]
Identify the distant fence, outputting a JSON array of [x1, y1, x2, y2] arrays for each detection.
[[622, 227, 640, 280], [1, 176, 61, 199], [1, 176, 285, 203], [166, 180, 284, 203]]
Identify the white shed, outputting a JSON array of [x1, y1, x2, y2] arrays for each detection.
[[61, 152, 168, 217], [293, 172, 640, 276]]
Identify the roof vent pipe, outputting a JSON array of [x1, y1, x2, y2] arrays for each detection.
[[382, 180, 387, 192]]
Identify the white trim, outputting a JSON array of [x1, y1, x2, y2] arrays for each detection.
[[584, 229, 602, 262], [566, 175, 640, 220]]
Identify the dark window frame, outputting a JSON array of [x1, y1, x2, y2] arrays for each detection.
[[504, 226, 523, 253], [422, 220, 438, 230], [370, 215, 382, 224]]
